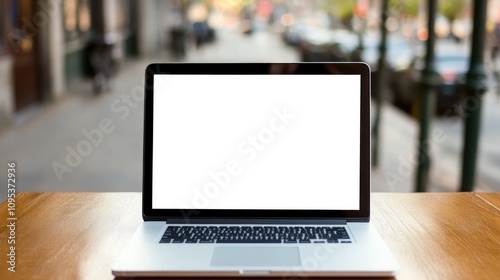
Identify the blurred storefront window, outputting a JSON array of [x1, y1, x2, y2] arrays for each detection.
[[113, 0, 130, 33], [79, 0, 91, 32], [105, 0, 133, 58], [4, 0, 40, 111], [64, 0, 77, 34], [100, 0, 130, 36], [7, 0, 36, 54], [63, 0, 91, 85], [64, 0, 91, 43]]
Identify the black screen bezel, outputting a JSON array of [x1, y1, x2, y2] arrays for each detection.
[[142, 63, 371, 222]]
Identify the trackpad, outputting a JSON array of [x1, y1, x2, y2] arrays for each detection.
[[210, 247, 301, 267]]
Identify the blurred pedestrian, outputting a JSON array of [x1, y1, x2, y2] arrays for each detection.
[[90, 33, 118, 95], [193, 21, 209, 48]]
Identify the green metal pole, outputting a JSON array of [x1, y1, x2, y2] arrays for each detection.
[[415, 0, 437, 192], [460, 0, 488, 192], [372, 0, 388, 167]]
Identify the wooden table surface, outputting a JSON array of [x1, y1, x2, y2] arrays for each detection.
[[478, 192, 500, 211], [1, 192, 500, 280]]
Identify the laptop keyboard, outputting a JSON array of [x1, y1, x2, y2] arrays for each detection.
[[160, 226, 351, 244]]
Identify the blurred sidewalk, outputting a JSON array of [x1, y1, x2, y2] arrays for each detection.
[[0, 29, 498, 202], [0, 58, 152, 201]]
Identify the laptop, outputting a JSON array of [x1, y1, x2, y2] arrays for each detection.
[[112, 63, 399, 277]]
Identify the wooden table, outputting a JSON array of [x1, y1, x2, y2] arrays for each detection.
[[1, 193, 500, 280]]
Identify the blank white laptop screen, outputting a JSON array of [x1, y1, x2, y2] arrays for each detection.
[[152, 75, 360, 210]]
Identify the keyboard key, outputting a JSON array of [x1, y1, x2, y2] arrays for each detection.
[[199, 239, 214, 243]]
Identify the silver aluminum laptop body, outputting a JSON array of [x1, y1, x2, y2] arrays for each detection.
[[112, 63, 399, 277]]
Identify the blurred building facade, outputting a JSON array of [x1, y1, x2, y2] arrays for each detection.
[[0, 0, 179, 131]]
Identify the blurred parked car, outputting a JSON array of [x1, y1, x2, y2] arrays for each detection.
[[297, 30, 416, 105], [391, 45, 469, 116], [298, 29, 358, 62], [359, 34, 415, 71]]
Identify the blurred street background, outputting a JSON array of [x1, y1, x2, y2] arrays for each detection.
[[1, 0, 500, 202]]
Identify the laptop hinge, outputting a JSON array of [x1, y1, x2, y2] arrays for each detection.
[[166, 218, 347, 225]]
